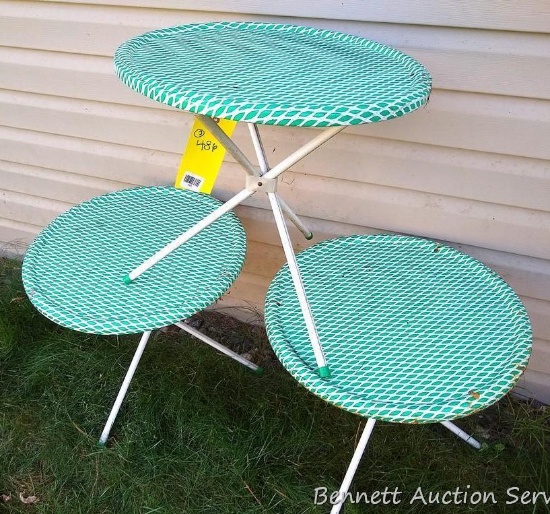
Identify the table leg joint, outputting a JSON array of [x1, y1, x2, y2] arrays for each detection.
[[246, 175, 278, 193]]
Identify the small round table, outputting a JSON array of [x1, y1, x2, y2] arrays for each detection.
[[265, 234, 531, 513], [23, 186, 246, 334], [22, 186, 259, 445], [265, 234, 531, 424]]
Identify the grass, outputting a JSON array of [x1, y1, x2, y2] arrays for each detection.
[[0, 257, 549, 514]]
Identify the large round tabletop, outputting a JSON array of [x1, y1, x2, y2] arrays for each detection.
[[114, 22, 431, 127]]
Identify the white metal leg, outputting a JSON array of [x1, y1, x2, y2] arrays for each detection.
[[126, 124, 345, 282], [263, 125, 345, 181], [199, 114, 260, 177], [175, 321, 263, 374], [441, 420, 482, 449], [247, 124, 269, 174], [276, 197, 313, 240], [267, 191, 329, 377], [99, 330, 152, 446], [248, 123, 313, 240], [125, 188, 254, 282], [200, 118, 317, 238], [331, 419, 377, 514]]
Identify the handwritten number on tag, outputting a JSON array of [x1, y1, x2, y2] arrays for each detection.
[[196, 139, 218, 152]]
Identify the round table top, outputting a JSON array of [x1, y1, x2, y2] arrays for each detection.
[[22, 187, 246, 335], [114, 22, 431, 127], [265, 234, 532, 424]]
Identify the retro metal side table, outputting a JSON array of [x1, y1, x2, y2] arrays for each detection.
[[22, 186, 260, 446], [24, 21, 530, 512]]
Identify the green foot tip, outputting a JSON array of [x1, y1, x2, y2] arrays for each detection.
[[122, 275, 132, 285], [319, 366, 331, 379]]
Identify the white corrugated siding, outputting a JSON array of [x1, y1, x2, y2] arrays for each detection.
[[1, 1, 549, 401]]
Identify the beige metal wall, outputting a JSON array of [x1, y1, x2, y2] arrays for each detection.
[[1, 1, 549, 402]]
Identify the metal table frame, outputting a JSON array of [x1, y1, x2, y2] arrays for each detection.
[[124, 116, 345, 377]]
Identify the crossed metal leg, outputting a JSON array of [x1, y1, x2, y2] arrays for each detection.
[[123, 116, 345, 377], [330, 419, 482, 514], [116, 119, 486, 506], [330, 418, 481, 514], [99, 331, 152, 446], [102, 119, 341, 445], [99, 319, 263, 446]]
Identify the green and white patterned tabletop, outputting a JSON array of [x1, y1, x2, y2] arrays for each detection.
[[265, 235, 532, 423], [22, 187, 246, 335], [114, 22, 431, 127]]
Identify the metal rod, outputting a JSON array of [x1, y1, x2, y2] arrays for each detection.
[[331, 419, 377, 514], [99, 330, 152, 446], [267, 191, 329, 377], [124, 188, 254, 283], [264, 125, 345, 181], [277, 197, 313, 240], [440, 421, 482, 450], [126, 125, 345, 282], [247, 123, 269, 174], [175, 321, 262, 373], [248, 123, 313, 240], [198, 114, 260, 177]]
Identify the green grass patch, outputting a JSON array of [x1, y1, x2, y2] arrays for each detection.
[[0, 257, 548, 513]]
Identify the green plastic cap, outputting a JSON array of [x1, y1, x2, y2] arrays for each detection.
[[122, 274, 132, 285], [319, 366, 331, 379]]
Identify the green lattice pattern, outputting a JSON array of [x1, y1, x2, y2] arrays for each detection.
[[22, 187, 246, 335], [265, 235, 532, 423], [114, 22, 431, 127]]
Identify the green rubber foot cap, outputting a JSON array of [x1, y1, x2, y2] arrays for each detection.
[[305, 232, 314, 240], [319, 366, 331, 379], [122, 274, 132, 285], [255, 366, 265, 376], [97, 441, 107, 449]]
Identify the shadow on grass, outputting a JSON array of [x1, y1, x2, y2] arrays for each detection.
[[0, 258, 548, 513]]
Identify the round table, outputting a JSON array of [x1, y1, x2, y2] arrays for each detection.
[[23, 186, 246, 334], [114, 21, 431, 127], [265, 234, 532, 423]]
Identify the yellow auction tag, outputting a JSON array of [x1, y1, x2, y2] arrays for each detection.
[[175, 118, 237, 194]]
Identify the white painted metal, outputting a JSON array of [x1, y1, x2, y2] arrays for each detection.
[[128, 125, 345, 281], [275, 196, 313, 241], [198, 114, 260, 177], [245, 175, 278, 193], [263, 126, 346, 181], [127, 188, 254, 281], [99, 330, 152, 445], [331, 418, 377, 514], [247, 122, 313, 239], [183, 118, 314, 240], [267, 191, 328, 373], [441, 420, 482, 449], [175, 321, 260, 372], [247, 123, 268, 174]]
